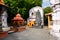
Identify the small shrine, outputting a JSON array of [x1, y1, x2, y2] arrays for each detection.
[[0, 0, 10, 38], [45, 12, 53, 29], [11, 13, 25, 32], [13, 13, 24, 27]]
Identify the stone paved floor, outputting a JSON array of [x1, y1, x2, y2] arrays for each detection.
[[0, 28, 58, 40]]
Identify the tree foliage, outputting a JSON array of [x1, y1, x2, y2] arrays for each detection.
[[4, 0, 42, 20], [44, 7, 53, 14]]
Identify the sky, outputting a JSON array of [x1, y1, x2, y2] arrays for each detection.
[[42, 0, 51, 8]]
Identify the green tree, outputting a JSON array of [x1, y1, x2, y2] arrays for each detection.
[[4, 0, 42, 20], [44, 7, 53, 14], [44, 7, 53, 25]]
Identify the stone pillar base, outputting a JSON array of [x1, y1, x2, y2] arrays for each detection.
[[0, 31, 8, 38], [50, 30, 60, 38]]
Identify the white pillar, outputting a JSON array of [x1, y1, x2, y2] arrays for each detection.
[[1, 10, 8, 28], [50, 0, 60, 37]]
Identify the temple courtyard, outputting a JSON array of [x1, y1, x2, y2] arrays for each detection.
[[0, 26, 58, 40]]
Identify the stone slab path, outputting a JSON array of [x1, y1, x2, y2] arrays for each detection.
[[0, 28, 58, 40]]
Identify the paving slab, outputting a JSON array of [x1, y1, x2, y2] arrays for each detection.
[[0, 28, 58, 40]]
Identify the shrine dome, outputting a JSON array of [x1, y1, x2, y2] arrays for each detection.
[[16, 13, 21, 17], [0, 0, 9, 7], [0, 0, 5, 5], [13, 13, 23, 21]]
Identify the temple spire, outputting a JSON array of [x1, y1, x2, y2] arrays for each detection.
[[0, 0, 5, 5]]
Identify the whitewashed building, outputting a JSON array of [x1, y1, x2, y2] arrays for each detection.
[[27, 6, 44, 28], [50, 0, 60, 37]]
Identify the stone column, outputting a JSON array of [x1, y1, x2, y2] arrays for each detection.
[[1, 10, 8, 28], [50, 0, 60, 37]]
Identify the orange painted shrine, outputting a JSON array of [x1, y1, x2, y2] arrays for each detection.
[[12, 13, 25, 32], [13, 13, 24, 26]]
